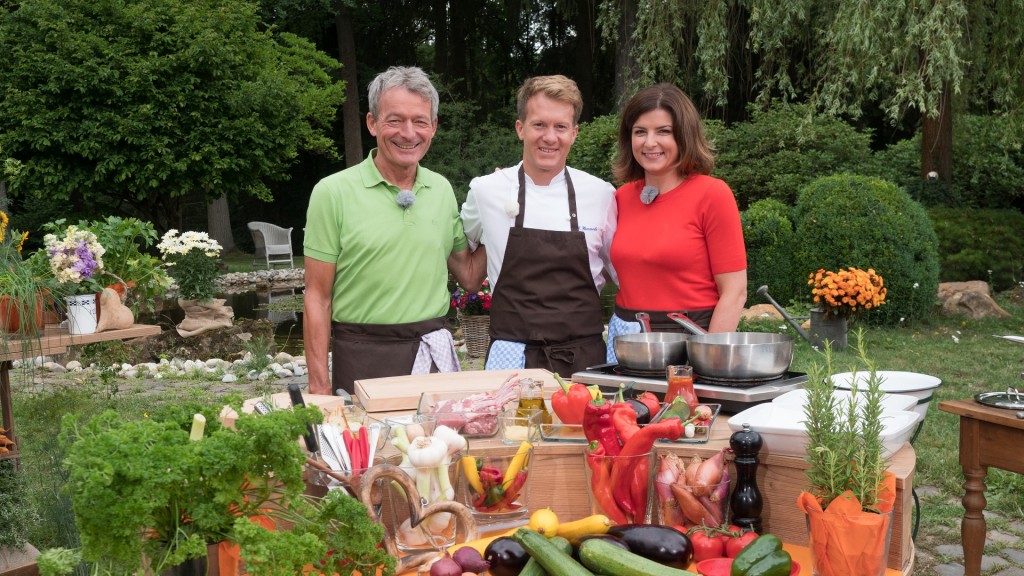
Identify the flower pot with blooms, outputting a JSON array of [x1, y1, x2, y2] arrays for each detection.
[[806, 267, 886, 350], [0, 210, 52, 338], [157, 230, 233, 337], [452, 279, 492, 357], [42, 225, 106, 335]]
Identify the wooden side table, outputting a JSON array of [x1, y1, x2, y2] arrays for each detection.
[[939, 399, 1024, 576], [1, 324, 161, 463]]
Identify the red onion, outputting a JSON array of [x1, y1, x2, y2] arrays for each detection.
[[452, 547, 489, 573], [429, 555, 463, 576]]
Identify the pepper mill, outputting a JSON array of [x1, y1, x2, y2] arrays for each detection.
[[729, 422, 763, 533]]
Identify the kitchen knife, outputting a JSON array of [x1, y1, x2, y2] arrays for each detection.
[[288, 383, 319, 453]]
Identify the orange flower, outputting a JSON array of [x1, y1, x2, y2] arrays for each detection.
[[808, 267, 886, 319]]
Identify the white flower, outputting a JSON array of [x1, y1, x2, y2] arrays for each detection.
[[952, 335, 959, 344], [913, 282, 919, 289]]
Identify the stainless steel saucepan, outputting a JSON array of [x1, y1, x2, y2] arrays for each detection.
[[667, 312, 794, 380], [613, 312, 689, 371]]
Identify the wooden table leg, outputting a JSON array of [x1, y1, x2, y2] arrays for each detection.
[[959, 413, 987, 576], [1, 360, 13, 439]]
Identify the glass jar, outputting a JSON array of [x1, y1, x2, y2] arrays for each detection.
[[516, 377, 552, 424]]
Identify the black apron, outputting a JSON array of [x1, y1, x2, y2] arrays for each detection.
[[614, 305, 715, 333], [331, 316, 446, 395], [487, 166, 606, 376]]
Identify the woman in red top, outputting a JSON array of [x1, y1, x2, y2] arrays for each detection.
[[606, 84, 747, 361]]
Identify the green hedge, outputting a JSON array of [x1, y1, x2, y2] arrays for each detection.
[[715, 103, 876, 208], [569, 114, 619, 185], [794, 174, 940, 325], [875, 113, 1024, 209], [741, 198, 801, 305], [928, 207, 1024, 291]]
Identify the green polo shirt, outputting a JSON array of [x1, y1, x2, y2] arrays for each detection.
[[304, 150, 467, 324]]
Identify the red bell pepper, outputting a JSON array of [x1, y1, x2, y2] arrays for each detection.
[[585, 441, 627, 525], [583, 395, 620, 456], [551, 373, 591, 425]]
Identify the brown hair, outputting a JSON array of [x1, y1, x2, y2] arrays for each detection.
[[516, 75, 584, 124], [612, 84, 715, 183]]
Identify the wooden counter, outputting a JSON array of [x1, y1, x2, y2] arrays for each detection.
[[363, 408, 916, 574]]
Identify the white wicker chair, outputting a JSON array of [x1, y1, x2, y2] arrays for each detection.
[[247, 221, 294, 268]]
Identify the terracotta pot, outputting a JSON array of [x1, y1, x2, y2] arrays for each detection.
[[0, 295, 45, 336]]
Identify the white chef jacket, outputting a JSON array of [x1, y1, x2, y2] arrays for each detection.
[[460, 163, 617, 293]]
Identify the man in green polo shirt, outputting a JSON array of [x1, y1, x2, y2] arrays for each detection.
[[303, 66, 480, 395]]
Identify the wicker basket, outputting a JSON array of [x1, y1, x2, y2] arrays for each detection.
[[458, 312, 491, 358]]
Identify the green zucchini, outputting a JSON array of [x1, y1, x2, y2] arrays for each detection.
[[579, 537, 697, 576], [520, 536, 573, 576], [730, 534, 783, 576], [513, 529, 594, 576]]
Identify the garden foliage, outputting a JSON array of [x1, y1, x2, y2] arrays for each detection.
[[568, 114, 620, 185], [714, 103, 876, 208], [928, 207, 1024, 292], [875, 113, 1024, 209], [794, 175, 939, 325], [740, 198, 800, 305]]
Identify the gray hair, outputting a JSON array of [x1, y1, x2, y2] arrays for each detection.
[[367, 66, 439, 120]]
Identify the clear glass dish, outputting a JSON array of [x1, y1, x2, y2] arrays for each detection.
[[417, 390, 511, 438]]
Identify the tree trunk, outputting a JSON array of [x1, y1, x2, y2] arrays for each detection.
[[433, 0, 449, 79], [207, 194, 235, 252], [920, 82, 953, 191], [573, 0, 596, 121], [448, 0, 469, 97], [613, 0, 638, 110], [335, 1, 363, 167]]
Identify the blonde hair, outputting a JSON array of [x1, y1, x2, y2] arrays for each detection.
[[612, 84, 715, 183], [516, 75, 583, 124]]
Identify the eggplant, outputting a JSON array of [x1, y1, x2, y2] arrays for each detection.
[[606, 524, 693, 569], [571, 534, 630, 562], [484, 536, 530, 576], [625, 398, 652, 424]]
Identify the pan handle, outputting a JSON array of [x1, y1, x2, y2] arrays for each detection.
[[635, 312, 653, 333], [667, 312, 707, 335]]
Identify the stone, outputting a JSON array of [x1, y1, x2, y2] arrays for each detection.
[[43, 361, 65, 373], [938, 281, 1011, 319], [741, 304, 784, 321], [222, 374, 238, 383], [66, 360, 83, 371]]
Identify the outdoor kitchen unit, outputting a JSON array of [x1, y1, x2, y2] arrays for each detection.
[[571, 363, 809, 414]]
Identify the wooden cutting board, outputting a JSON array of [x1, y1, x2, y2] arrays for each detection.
[[354, 368, 554, 412]]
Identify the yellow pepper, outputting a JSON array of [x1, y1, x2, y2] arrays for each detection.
[[460, 455, 484, 494], [501, 441, 532, 491]]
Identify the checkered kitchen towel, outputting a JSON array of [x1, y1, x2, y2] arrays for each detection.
[[411, 328, 461, 374], [485, 339, 527, 370], [606, 313, 641, 364]]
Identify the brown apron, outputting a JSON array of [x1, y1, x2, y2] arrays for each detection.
[[487, 166, 606, 376], [330, 316, 446, 395], [614, 305, 715, 333]]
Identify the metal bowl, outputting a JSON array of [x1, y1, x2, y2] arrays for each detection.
[[613, 332, 689, 371]]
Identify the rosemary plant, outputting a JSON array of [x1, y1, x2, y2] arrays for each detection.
[[802, 330, 890, 511]]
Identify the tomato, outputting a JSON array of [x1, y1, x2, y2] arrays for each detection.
[[725, 530, 759, 558], [689, 530, 726, 562], [719, 524, 743, 549], [636, 392, 661, 416]]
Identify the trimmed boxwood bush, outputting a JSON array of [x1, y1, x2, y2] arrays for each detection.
[[794, 174, 940, 325], [928, 207, 1024, 292], [742, 198, 801, 306]]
